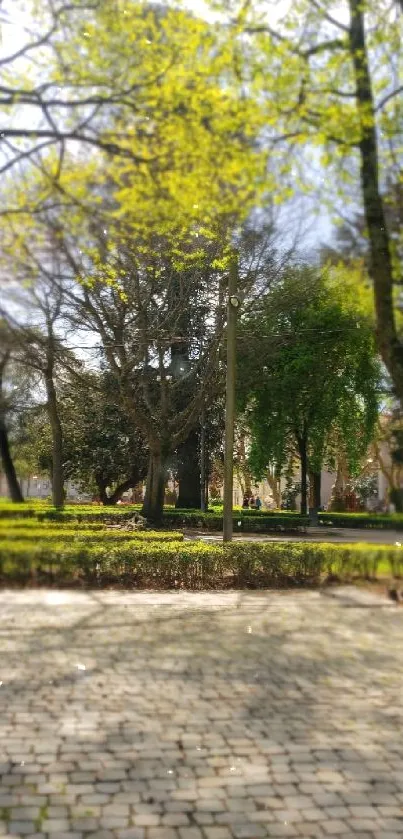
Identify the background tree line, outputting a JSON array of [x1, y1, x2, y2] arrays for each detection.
[[0, 0, 401, 517]]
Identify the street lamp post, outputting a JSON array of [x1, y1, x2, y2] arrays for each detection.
[[223, 251, 239, 543], [200, 409, 207, 512]]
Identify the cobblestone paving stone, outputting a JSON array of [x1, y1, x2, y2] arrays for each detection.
[[0, 589, 403, 839]]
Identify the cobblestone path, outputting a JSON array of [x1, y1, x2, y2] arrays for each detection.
[[0, 590, 402, 839]]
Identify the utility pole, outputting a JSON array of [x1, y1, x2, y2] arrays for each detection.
[[200, 408, 206, 512], [223, 250, 239, 542]]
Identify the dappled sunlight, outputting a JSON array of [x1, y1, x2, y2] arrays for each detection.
[[0, 591, 403, 836]]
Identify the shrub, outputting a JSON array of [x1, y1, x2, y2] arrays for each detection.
[[319, 512, 403, 530], [161, 511, 309, 532], [0, 522, 184, 543], [0, 503, 309, 532], [3, 500, 403, 532], [0, 538, 401, 588]]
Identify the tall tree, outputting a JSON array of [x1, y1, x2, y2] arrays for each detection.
[[1, 278, 73, 508], [0, 325, 41, 502], [0, 349, 24, 502], [238, 266, 380, 514], [0, 0, 270, 229], [224, 0, 402, 402], [47, 225, 228, 521]]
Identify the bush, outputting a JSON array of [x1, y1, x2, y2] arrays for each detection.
[[319, 512, 403, 530], [0, 537, 401, 588], [0, 502, 309, 532], [4, 500, 403, 532], [0, 505, 40, 519], [0, 524, 184, 544], [161, 511, 309, 532]]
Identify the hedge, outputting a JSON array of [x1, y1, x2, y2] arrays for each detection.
[[0, 503, 309, 532], [4, 501, 403, 532], [160, 511, 309, 531], [0, 539, 401, 588], [0, 523, 184, 544], [318, 512, 403, 530]]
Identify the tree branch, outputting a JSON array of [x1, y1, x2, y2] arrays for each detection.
[[376, 85, 403, 112], [0, 129, 154, 164]]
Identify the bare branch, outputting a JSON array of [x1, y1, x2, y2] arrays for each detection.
[[308, 0, 349, 32], [0, 138, 55, 176], [0, 2, 99, 68], [302, 37, 346, 57], [0, 129, 154, 164], [376, 85, 403, 111]]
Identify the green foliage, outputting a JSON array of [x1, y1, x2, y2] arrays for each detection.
[[0, 500, 308, 530], [59, 371, 148, 498], [318, 512, 403, 531], [6, 501, 403, 533], [0, 531, 401, 587], [4, 1, 272, 246], [162, 511, 309, 531], [238, 265, 381, 483], [0, 521, 184, 544]]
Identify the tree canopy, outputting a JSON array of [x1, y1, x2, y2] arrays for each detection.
[[238, 266, 381, 513]]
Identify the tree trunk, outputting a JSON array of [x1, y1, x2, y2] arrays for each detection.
[[200, 414, 207, 512], [297, 432, 308, 515], [390, 488, 403, 513], [267, 468, 281, 508], [97, 480, 110, 506], [95, 467, 142, 504], [0, 419, 24, 502], [348, 0, 403, 403], [45, 374, 64, 508], [236, 432, 252, 497], [142, 449, 167, 522], [176, 429, 201, 509], [309, 470, 321, 509], [108, 477, 140, 505]]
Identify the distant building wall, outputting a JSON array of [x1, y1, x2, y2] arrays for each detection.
[[0, 473, 91, 502]]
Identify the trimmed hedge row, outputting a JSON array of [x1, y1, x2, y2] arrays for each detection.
[[0, 522, 184, 543], [0, 539, 401, 588], [3, 501, 403, 531], [161, 511, 309, 532], [318, 512, 403, 530], [0, 503, 309, 532]]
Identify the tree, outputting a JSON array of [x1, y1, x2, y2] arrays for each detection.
[[0, 324, 42, 502], [1, 275, 73, 508], [10, 403, 54, 489], [1, 0, 270, 230], [0, 3, 233, 177], [372, 409, 403, 511], [175, 430, 201, 510], [0, 348, 24, 502], [171, 215, 282, 510], [59, 370, 148, 503], [238, 266, 380, 514], [224, 0, 403, 403], [40, 221, 227, 521]]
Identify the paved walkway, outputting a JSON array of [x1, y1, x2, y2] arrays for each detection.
[[0, 589, 403, 839], [186, 528, 403, 544]]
